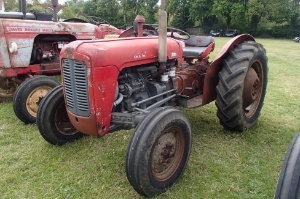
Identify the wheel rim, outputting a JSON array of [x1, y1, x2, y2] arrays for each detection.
[[26, 86, 52, 117], [243, 60, 264, 118], [151, 126, 185, 182], [54, 100, 79, 136]]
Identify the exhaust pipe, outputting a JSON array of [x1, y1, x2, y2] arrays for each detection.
[[158, 0, 167, 74]]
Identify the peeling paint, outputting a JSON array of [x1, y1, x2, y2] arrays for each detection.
[[96, 83, 104, 92]]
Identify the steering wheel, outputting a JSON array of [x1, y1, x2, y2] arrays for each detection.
[[119, 25, 158, 38], [156, 27, 191, 40]]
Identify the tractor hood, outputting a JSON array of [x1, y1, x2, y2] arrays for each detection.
[[60, 37, 183, 71], [59, 37, 183, 136]]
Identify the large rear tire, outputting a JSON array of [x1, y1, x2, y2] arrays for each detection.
[[275, 133, 300, 199], [37, 85, 83, 145], [216, 41, 268, 131], [126, 107, 192, 197], [13, 75, 60, 124]]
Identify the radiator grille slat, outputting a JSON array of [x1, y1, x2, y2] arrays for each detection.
[[62, 59, 90, 117]]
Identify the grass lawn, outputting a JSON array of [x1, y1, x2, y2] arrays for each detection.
[[0, 37, 299, 198]]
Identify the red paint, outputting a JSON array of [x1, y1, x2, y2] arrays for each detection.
[[0, 18, 120, 87], [200, 43, 215, 59], [202, 34, 255, 105], [60, 37, 182, 136], [60, 33, 254, 137], [0, 63, 60, 77]]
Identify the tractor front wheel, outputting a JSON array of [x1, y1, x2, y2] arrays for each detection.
[[37, 85, 83, 145], [216, 41, 268, 131], [126, 107, 192, 197], [13, 75, 60, 124]]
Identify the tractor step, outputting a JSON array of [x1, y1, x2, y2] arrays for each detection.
[[177, 94, 203, 108], [186, 95, 203, 108]]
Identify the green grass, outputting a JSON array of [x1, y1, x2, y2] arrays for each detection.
[[1, 38, 300, 198]]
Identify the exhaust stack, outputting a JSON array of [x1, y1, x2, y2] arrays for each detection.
[[158, 0, 167, 74]]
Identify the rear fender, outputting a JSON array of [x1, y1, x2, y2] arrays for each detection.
[[202, 34, 255, 105]]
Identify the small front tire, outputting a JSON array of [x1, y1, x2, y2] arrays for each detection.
[[37, 85, 83, 145], [126, 107, 192, 197]]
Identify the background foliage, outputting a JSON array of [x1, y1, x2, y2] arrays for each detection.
[[3, 0, 300, 37]]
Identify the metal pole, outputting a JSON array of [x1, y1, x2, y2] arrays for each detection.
[[158, 0, 167, 74]]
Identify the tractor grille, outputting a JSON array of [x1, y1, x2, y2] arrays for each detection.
[[62, 59, 90, 117]]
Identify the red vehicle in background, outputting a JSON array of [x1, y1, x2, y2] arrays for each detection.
[[0, 0, 120, 123]]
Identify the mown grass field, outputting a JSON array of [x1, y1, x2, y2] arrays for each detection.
[[0, 37, 299, 199]]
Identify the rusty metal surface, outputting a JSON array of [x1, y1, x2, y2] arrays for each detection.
[[151, 126, 185, 182], [54, 100, 80, 136], [0, 63, 60, 77], [175, 58, 208, 98], [25, 85, 52, 117], [135, 15, 145, 37], [243, 67, 259, 108], [119, 25, 156, 38], [243, 60, 264, 118], [66, 108, 98, 136], [202, 34, 255, 105]]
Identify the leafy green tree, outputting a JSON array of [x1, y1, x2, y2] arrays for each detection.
[[58, 7, 76, 19], [189, 0, 214, 26], [167, 0, 193, 29], [143, 0, 159, 24], [4, 0, 18, 11]]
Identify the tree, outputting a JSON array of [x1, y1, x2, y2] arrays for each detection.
[[59, 7, 76, 19], [189, 0, 214, 27], [143, 0, 159, 24], [167, 0, 193, 29]]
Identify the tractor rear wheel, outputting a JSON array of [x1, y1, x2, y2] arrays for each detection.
[[13, 75, 60, 124], [37, 85, 83, 145], [126, 107, 192, 197], [275, 133, 300, 199], [216, 41, 268, 131]]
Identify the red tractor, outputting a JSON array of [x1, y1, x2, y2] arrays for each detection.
[[36, 2, 268, 197], [0, 0, 120, 123]]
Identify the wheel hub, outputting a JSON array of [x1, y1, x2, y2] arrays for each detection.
[[243, 60, 264, 118], [151, 127, 185, 181], [54, 101, 79, 136], [26, 86, 52, 117]]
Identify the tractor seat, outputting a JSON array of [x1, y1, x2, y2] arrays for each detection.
[[183, 47, 208, 58], [182, 36, 214, 58]]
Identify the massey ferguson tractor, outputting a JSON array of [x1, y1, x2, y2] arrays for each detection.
[[36, 1, 268, 197], [0, 0, 120, 123]]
